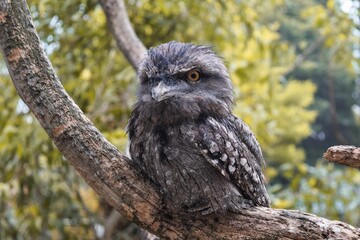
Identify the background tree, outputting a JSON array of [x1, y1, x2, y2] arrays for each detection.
[[269, 0, 360, 224], [0, 0, 359, 239]]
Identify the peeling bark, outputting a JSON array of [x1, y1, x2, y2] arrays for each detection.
[[324, 145, 360, 169], [0, 1, 359, 239]]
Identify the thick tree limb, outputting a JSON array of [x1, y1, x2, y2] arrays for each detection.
[[324, 145, 360, 169], [99, 1, 158, 239], [99, 0, 146, 70], [0, 1, 359, 239]]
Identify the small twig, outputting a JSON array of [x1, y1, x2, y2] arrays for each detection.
[[324, 145, 360, 168]]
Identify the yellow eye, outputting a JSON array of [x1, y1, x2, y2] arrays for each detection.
[[187, 70, 200, 81]]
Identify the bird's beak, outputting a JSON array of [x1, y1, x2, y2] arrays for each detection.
[[151, 81, 176, 101]]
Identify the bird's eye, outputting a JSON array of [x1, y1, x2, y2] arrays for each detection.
[[187, 70, 200, 82]]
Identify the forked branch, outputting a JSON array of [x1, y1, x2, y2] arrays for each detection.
[[0, 1, 359, 239]]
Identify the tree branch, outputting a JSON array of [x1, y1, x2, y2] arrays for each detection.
[[99, 0, 147, 70], [324, 145, 360, 169], [0, 1, 359, 239]]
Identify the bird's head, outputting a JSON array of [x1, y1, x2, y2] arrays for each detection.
[[136, 41, 234, 124]]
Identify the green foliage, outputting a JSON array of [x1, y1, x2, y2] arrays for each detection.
[[274, 162, 360, 225], [2, 0, 134, 238], [0, 76, 98, 238], [276, 0, 360, 161], [0, 0, 359, 238]]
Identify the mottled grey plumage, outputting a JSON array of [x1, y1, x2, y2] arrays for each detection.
[[127, 41, 270, 214]]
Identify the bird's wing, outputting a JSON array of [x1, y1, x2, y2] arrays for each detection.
[[227, 115, 266, 168], [188, 115, 270, 207]]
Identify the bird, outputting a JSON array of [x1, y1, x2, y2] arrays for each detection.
[[127, 41, 270, 215]]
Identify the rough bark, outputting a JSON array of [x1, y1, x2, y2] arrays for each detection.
[[99, 1, 155, 238], [0, 1, 359, 239], [99, 0, 147, 70], [324, 145, 360, 169]]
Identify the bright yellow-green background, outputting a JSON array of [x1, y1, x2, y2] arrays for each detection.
[[0, 0, 359, 239]]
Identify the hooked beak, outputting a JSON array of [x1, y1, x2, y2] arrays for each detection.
[[151, 81, 177, 101]]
